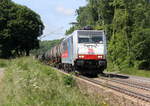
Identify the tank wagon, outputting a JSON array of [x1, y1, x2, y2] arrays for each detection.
[[44, 29, 107, 75]]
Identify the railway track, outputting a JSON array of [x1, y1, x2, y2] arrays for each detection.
[[97, 76, 150, 91], [78, 75, 150, 103], [53, 67, 150, 103]]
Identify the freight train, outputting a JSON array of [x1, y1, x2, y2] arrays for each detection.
[[41, 29, 107, 75]]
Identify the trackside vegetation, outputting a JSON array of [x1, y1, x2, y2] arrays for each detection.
[[109, 68, 150, 78], [66, 0, 150, 72], [120, 68, 150, 78], [0, 57, 107, 106], [0, 59, 9, 68], [107, 62, 150, 78]]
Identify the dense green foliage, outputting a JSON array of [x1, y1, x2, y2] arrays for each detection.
[[0, 0, 44, 58], [31, 39, 62, 56], [0, 57, 106, 106], [67, 0, 150, 70]]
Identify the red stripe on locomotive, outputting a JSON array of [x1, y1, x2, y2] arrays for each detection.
[[78, 54, 104, 60], [61, 50, 68, 58]]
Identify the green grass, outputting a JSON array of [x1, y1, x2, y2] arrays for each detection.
[[118, 68, 150, 78], [106, 62, 150, 78], [0, 57, 107, 106], [0, 59, 10, 68]]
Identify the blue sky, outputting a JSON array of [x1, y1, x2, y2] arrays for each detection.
[[12, 0, 87, 40]]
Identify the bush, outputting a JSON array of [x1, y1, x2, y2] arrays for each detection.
[[63, 75, 75, 87]]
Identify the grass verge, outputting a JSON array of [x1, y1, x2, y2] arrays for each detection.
[[106, 62, 150, 78], [118, 68, 150, 78], [0, 59, 10, 68], [0, 57, 107, 106]]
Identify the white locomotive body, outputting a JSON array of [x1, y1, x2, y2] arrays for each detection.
[[61, 30, 107, 74]]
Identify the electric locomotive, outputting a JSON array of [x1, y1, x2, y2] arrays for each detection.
[[43, 28, 107, 75], [61, 29, 107, 75]]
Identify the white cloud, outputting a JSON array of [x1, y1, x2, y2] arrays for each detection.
[[56, 6, 74, 16]]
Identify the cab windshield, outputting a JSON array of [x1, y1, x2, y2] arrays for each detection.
[[78, 35, 103, 43]]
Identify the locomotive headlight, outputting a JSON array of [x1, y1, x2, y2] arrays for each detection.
[[79, 55, 84, 58], [79, 56, 82, 58], [98, 55, 103, 59]]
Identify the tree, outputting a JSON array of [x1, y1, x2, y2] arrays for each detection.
[[66, 0, 150, 70], [0, 0, 44, 58]]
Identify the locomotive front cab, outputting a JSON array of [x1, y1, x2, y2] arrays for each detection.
[[75, 30, 107, 71]]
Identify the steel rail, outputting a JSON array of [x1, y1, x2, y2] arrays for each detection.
[[98, 76, 150, 91], [79, 75, 150, 102], [53, 67, 150, 102]]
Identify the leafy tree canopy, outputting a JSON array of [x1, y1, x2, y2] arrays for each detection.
[[66, 0, 150, 70], [0, 0, 44, 58]]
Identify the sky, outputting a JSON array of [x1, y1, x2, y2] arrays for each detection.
[[12, 0, 87, 40]]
